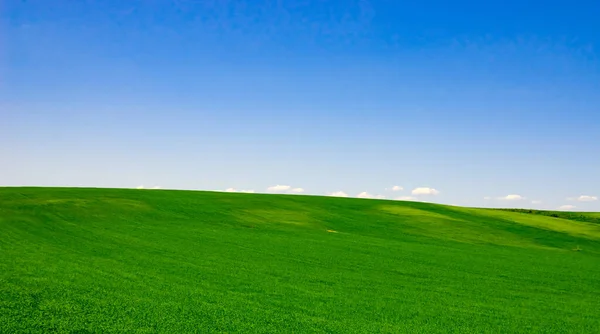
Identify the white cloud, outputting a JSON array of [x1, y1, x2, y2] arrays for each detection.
[[224, 188, 255, 193], [483, 196, 492, 200], [136, 185, 161, 190], [357, 191, 372, 198], [531, 200, 542, 204], [266, 185, 305, 194], [568, 195, 598, 202], [356, 192, 386, 199], [395, 196, 418, 201], [499, 194, 525, 201], [558, 205, 576, 211], [391, 186, 403, 192], [267, 185, 292, 192], [411, 187, 440, 196], [327, 191, 348, 197]]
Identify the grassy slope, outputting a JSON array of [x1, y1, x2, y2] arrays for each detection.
[[499, 208, 600, 225], [1, 187, 599, 333]]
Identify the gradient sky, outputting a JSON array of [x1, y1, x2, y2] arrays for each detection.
[[2, 0, 599, 211]]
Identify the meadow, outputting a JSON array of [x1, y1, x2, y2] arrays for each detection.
[[1, 187, 599, 333]]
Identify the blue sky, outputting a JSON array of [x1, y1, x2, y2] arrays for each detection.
[[2, 0, 599, 211]]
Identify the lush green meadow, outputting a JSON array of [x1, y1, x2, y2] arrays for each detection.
[[1, 187, 599, 333]]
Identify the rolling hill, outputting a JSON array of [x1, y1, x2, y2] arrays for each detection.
[[1, 187, 599, 333]]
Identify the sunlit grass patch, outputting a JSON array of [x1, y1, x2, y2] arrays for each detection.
[[474, 209, 600, 240]]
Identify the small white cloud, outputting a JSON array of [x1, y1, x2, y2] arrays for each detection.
[[266, 185, 305, 194], [136, 185, 160, 190], [391, 186, 403, 192], [357, 191, 372, 198], [558, 205, 576, 211], [569, 195, 598, 202], [411, 187, 440, 196], [327, 191, 348, 197], [499, 194, 525, 201], [224, 188, 254, 193], [356, 192, 387, 199], [531, 200, 542, 204], [395, 196, 418, 201], [267, 185, 292, 192], [483, 196, 492, 200]]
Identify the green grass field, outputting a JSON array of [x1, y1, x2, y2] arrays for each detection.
[[1, 187, 599, 333]]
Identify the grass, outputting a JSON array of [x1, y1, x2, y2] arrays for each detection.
[[499, 208, 600, 225], [1, 187, 600, 333]]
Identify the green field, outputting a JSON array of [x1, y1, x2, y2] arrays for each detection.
[[1, 187, 599, 333]]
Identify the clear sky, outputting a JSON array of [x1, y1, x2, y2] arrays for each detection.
[[2, 0, 599, 211]]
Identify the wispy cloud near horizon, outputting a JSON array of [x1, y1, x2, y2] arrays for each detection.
[[568, 195, 598, 202], [411, 187, 440, 196]]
